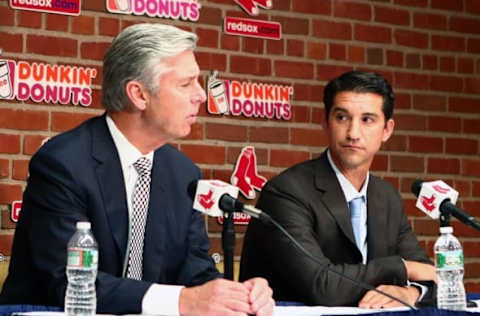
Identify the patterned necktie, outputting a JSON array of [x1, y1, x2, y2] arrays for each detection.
[[126, 157, 152, 280], [349, 196, 366, 258]]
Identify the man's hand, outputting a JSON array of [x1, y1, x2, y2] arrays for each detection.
[[178, 278, 274, 316], [404, 261, 437, 283], [358, 285, 419, 309]]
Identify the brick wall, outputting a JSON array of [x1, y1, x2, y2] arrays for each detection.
[[0, 0, 479, 290]]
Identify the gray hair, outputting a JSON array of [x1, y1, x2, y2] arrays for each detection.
[[102, 23, 198, 112]]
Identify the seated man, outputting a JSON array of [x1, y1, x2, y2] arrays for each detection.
[[1, 23, 273, 316], [240, 71, 436, 308]]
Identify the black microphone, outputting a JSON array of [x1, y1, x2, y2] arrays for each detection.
[[411, 179, 480, 231], [188, 180, 416, 310]]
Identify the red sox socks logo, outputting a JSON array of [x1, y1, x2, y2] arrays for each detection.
[[234, 0, 272, 16], [231, 146, 266, 199]]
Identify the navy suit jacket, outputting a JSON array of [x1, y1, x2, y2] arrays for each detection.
[[0, 115, 219, 314]]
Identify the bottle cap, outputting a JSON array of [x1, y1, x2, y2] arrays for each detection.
[[76, 221, 91, 230], [440, 226, 453, 234]]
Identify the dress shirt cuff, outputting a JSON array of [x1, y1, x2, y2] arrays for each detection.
[[142, 284, 184, 315], [407, 280, 428, 302]]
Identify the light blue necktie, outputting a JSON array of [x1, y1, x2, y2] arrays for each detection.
[[349, 197, 366, 257]]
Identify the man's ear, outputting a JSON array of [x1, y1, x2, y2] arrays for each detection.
[[125, 80, 149, 111], [382, 118, 395, 142]]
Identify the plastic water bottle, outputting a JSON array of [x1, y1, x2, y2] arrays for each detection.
[[434, 226, 466, 310], [65, 222, 98, 316]]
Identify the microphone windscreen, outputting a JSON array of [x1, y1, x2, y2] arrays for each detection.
[[411, 179, 423, 197]]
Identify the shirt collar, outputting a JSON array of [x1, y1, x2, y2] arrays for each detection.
[[106, 115, 154, 171], [326, 149, 369, 203]]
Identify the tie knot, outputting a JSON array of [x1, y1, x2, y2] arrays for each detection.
[[134, 157, 152, 176], [349, 196, 363, 217]]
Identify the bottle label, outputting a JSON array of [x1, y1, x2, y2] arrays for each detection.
[[436, 250, 463, 270], [67, 248, 98, 268]]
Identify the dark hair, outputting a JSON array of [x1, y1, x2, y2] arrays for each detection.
[[323, 71, 394, 121]]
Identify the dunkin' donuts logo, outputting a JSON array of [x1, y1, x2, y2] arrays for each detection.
[[234, 0, 271, 16], [106, 0, 201, 21], [207, 71, 293, 120], [0, 59, 97, 106]]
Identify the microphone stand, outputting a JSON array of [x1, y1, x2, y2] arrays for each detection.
[[222, 211, 235, 280]]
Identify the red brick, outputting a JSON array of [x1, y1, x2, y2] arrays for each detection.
[[0, 134, 20, 154], [413, 12, 447, 30], [463, 241, 480, 257], [405, 53, 420, 69], [450, 17, 480, 35], [12, 159, 29, 181], [98, 17, 119, 36], [465, 263, 480, 278], [0, 32, 22, 53], [412, 219, 439, 236], [409, 136, 443, 153], [221, 34, 240, 51], [27, 35, 77, 57], [446, 138, 478, 155], [375, 6, 409, 25], [382, 135, 407, 152], [293, 83, 323, 102], [0, 184, 22, 204], [474, 181, 480, 197], [230, 55, 270, 76], [348, 45, 365, 63], [0, 234, 14, 256], [454, 180, 471, 198], [464, 118, 480, 134], [270, 149, 310, 168], [196, 52, 227, 72], [422, 54, 437, 70], [439, 57, 455, 73], [394, 114, 426, 131], [18, 10, 42, 28], [330, 43, 346, 61], [428, 116, 461, 133], [0, 109, 48, 131], [0, 159, 9, 179], [46, 14, 69, 31], [182, 122, 203, 141], [355, 24, 391, 43], [430, 75, 463, 93], [274, 60, 313, 79], [249, 127, 289, 144], [181, 144, 225, 164], [371, 154, 388, 171], [24, 135, 49, 155], [197, 7, 222, 26], [83, 0, 106, 11], [462, 201, 480, 218], [465, 77, 480, 94], [291, 128, 327, 147], [468, 38, 480, 54], [307, 41, 327, 60], [72, 16, 95, 35], [316, 64, 353, 81], [291, 106, 310, 123], [266, 39, 284, 55], [197, 28, 218, 49], [292, 0, 331, 15], [466, 0, 480, 14], [413, 94, 446, 111], [432, 35, 466, 52], [0, 6, 14, 26], [394, 72, 429, 90], [272, 16, 309, 35], [312, 108, 323, 124], [427, 158, 460, 174], [462, 159, 480, 177], [431, 0, 463, 11], [51, 112, 95, 132], [312, 19, 352, 40], [396, 93, 411, 109], [206, 123, 247, 142], [394, 29, 428, 49], [458, 58, 474, 74], [334, 1, 372, 21], [449, 97, 480, 114], [80, 42, 110, 61], [367, 48, 383, 65], [287, 39, 304, 57], [386, 50, 403, 67], [395, 0, 428, 7]]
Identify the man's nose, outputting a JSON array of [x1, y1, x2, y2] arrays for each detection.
[[347, 119, 361, 140]]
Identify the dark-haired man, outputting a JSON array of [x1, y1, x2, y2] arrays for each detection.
[[240, 71, 436, 308]]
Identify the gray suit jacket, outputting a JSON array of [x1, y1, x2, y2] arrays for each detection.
[[240, 152, 432, 306]]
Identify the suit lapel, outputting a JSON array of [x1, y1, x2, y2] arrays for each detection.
[[366, 177, 388, 261], [314, 153, 358, 248], [91, 115, 129, 260]]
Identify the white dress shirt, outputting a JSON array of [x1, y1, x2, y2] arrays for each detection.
[[106, 115, 183, 315]]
